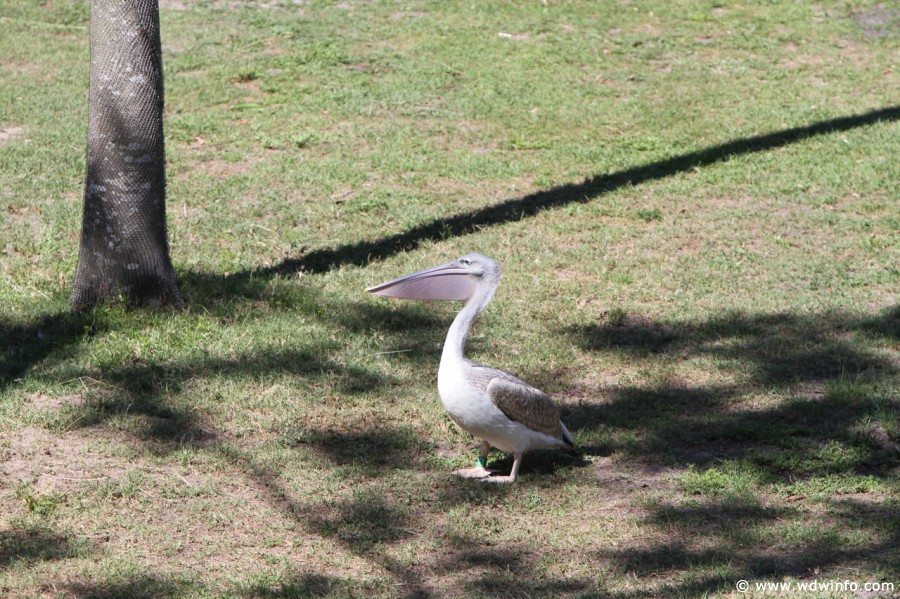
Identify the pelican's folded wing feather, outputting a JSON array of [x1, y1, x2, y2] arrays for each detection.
[[486, 376, 564, 440]]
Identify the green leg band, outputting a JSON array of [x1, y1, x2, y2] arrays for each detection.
[[477, 455, 488, 468]]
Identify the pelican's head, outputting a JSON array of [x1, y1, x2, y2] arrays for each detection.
[[366, 253, 501, 302]]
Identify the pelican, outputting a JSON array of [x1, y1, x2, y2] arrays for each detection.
[[367, 253, 577, 483]]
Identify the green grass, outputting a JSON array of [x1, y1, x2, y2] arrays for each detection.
[[1, 0, 898, 596]]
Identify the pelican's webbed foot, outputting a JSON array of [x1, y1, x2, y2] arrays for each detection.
[[454, 466, 495, 479]]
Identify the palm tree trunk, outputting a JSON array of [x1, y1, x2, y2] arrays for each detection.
[[71, 0, 182, 310]]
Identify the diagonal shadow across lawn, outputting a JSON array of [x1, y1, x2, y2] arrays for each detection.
[[4, 107, 894, 393], [265, 106, 898, 275]]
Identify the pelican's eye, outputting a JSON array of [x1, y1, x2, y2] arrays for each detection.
[[459, 258, 471, 266]]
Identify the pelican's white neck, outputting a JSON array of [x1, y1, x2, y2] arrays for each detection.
[[440, 277, 497, 368]]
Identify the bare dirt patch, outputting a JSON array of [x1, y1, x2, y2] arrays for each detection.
[[390, 11, 426, 20], [851, 4, 899, 39], [4, 203, 44, 231], [0, 126, 24, 147], [1, 426, 131, 496], [0, 425, 386, 588], [158, 0, 186, 9], [26, 392, 85, 411], [595, 456, 679, 495], [190, 157, 260, 179], [173, 139, 268, 182]]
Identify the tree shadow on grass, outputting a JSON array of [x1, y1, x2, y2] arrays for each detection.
[[0, 311, 102, 392], [236, 543, 593, 599], [38, 342, 393, 454], [216, 423, 596, 597], [64, 574, 194, 599], [0, 524, 90, 567], [596, 496, 898, 597], [178, 268, 453, 337], [0, 269, 436, 396], [214, 439, 439, 596], [571, 307, 898, 382], [5, 107, 895, 405], [236, 572, 361, 598], [277, 425, 427, 479], [2, 281, 460, 594], [3, 270, 416, 456], [35, 303, 886, 596], [565, 306, 898, 469], [561, 305, 898, 595]]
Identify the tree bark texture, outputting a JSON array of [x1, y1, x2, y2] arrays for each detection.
[[71, 0, 182, 310]]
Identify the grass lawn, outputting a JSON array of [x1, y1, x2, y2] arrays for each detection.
[[1, 0, 897, 596]]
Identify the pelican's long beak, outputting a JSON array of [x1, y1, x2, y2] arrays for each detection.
[[366, 259, 477, 301]]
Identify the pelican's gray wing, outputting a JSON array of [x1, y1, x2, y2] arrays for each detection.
[[468, 365, 578, 456], [477, 369, 564, 440]]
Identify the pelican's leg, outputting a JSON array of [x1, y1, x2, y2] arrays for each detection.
[[483, 452, 522, 484], [453, 440, 495, 479], [478, 439, 491, 464]]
